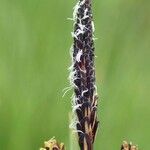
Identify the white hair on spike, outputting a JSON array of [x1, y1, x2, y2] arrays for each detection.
[[81, 89, 88, 97], [68, 65, 73, 72], [92, 21, 95, 32], [78, 25, 85, 33], [78, 20, 86, 31], [62, 86, 72, 97], [76, 50, 83, 62], [68, 72, 79, 89], [71, 32, 78, 39], [82, 8, 89, 20], [84, 8, 88, 16], [73, 1, 80, 20], [80, 0, 86, 6], [67, 17, 74, 21], [72, 104, 82, 112], [94, 85, 98, 95], [69, 46, 74, 62], [62, 86, 72, 92], [71, 95, 76, 106], [72, 130, 84, 134], [93, 37, 98, 41], [75, 28, 85, 36]]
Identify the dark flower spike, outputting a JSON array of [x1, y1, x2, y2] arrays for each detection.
[[70, 0, 99, 149]]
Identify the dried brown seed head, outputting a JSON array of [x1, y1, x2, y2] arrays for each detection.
[[121, 141, 138, 150], [40, 138, 65, 150]]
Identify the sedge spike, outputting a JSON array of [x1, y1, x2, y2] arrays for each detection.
[[70, 0, 99, 150]]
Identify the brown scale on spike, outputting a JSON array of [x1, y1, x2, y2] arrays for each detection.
[[71, 0, 99, 149]]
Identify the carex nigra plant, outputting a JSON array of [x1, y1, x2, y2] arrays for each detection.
[[40, 0, 139, 150], [69, 0, 99, 149]]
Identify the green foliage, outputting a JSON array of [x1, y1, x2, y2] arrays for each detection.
[[0, 0, 149, 149]]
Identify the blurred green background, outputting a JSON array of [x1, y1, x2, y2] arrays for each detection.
[[0, 0, 149, 149]]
